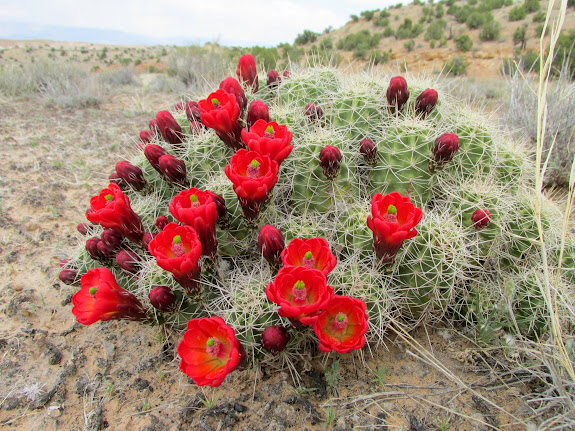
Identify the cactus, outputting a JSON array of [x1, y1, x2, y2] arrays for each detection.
[[64, 61, 574, 378]]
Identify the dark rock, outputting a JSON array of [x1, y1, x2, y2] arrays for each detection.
[[3, 396, 23, 410], [5, 250, 18, 263], [133, 378, 151, 391], [44, 342, 62, 365], [180, 395, 203, 423], [60, 294, 73, 306]]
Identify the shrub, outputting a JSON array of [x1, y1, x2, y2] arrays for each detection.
[[425, 20, 446, 41], [368, 49, 390, 64], [509, 6, 527, 21], [350, 14, 359, 22], [375, 16, 390, 27], [337, 30, 380, 52], [467, 11, 492, 29], [99, 67, 137, 87], [436, 4, 445, 18], [360, 10, 376, 20], [513, 25, 528, 49], [479, 20, 501, 41], [380, 10, 391, 18], [455, 34, 473, 52], [295, 29, 319, 45], [478, 0, 505, 11], [404, 39, 416, 52], [444, 55, 468, 75], [396, 19, 424, 39], [532, 11, 545, 22], [523, 0, 540, 13], [383, 27, 396, 38]]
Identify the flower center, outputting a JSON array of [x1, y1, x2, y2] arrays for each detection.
[[292, 280, 307, 302], [264, 125, 275, 138], [333, 313, 348, 331], [246, 159, 260, 178], [89, 287, 98, 296], [302, 251, 315, 268], [172, 235, 185, 256], [189, 194, 200, 208], [211, 98, 220, 109], [104, 194, 113, 202], [206, 338, 222, 356], [383, 204, 398, 223]]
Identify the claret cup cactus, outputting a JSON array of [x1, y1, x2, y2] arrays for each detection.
[[60, 55, 573, 387]]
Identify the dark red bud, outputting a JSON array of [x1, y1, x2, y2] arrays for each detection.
[[283, 70, 291, 78], [108, 172, 127, 190], [77, 223, 90, 235], [97, 239, 116, 260], [261, 325, 290, 354], [319, 145, 342, 180], [305, 103, 324, 122], [155, 215, 170, 231], [144, 144, 168, 174], [432, 133, 460, 164], [258, 224, 285, 267], [236, 54, 259, 92], [116, 250, 141, 274], [142, 232, 154, 249], [219, 77, 247, 114], [86, 237, 105, 261], [156, 110, 184, 146], [149, 285, 178, 312], [247, 100, 270, 129], [158, 154, 187, 184], [189, 121, 203, 135], [208, 191, 227, 221], [59, 258, 70, 267], [471, 209, 492, 229], [386, 76, 409, 112], [185, 101, 201, 122], [360, 138, 377, 165], [139, 131, 153, 144], [149, 119, 159, 137], [266, 70, 280, 89], [174, 101, 185, 111], [100, 229, 123, 250], [415, 88, 438, 117], [59, 269, 78, 285], [115, 161, 147, 191]]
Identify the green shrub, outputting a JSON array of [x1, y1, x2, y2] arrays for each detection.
[[380, 10, 391, 18], [368, 49, 390, 64], [396, 19, 425, 39], [535, 23, 549, 37], [320, 38, 333, 50], [360, 10, 376, 20], [513, 25, 528, 49], [383, 27, 396, 38], [375, 16, 390, 27], [278, 43, 305, 64], [404, 39, 416, 52], [454, 5, 472, 23], [444, 55, 468, 75], [478, 0, 505, 11], [337, 30, 380, 52], [509, 6, 527, 21], [436, 4, 445, 18], [425, 20, 446, 41], [466, 11, 492, 29], [555, 30, 575, 76], [532, 11, 545, 22], [350, 14, 359, 22], [523, 0, 540, 13], [455, 34, 473, 51], [295, 29, 319, 45], [480, 20, 501, 41]]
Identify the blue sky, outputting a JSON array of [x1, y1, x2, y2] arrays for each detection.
[[0, 0, 399, 46]]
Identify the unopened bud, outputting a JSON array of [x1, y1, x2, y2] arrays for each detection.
[[386, 76, 409, 112], [116, 250, 141, 274], [319, 145, 342, 180], [415, 88, 438, 117], [258, 224, 285, 267], [471, 209, 492, 229], [261, 325, 290, 355], [360, 138, 377, 165], [149, 285, 178, 312], [115, 161, 147, 191]]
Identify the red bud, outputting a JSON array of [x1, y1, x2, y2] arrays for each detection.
[[305, 103, 324, 122], [144, 144, 168, 174], [386, 76, 409, 112], [258, 224, 285, 267], [247, 100, 270, 129], [185, 101, 201, 122], [319, 145, 342, 180], [261, 325, 290, 354], [208, 191, 228, 221], [101, 229, 123, 250], [471, 209, 492, 229], [59, 269, 78, 285], [116, 250, 141, 274], [220, 77, 247, 115], [266, 70, 280, 89], [432, 133, 460, 164], [77, 223, 90, 235], [158, 154, 187, 185], [142, 232, 154, 249], [155, 110, 184, 146], [415, 88, 438, 117], [360, 138, 377, 165], [115, 161, 147, 191], [155, 215, 170, 231], [139, 131, 153, 144], [149, 285, 177, 312]]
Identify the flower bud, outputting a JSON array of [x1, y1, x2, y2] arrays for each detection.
[[101, 229, 123, 250], [236, 54, 259, 92], [77, 223, 90, 235], [155, 215, 170, 231], [258, 224, 285, 267], [86, 237, 105, 261], [471, 209, 492, 229], [158, 154, 187, 185], [149, 119, 159, 136], [149, 285, 178, 312], [319, 145, 342, 180], [247, 100, 270, 129], [185, 101, 201, 122], [283, 70, 291, 78], [360, 138, 377, 165], [116, 250, 141, 274], [139, 131, 153, 144], [415, 88, 438, 117], [174, 101, 185, 111], [219, 77, 247, 115], [60, 258, 70, 267], [432, 133, 460, 165], [305, 103, 324, 123], [108, 172, 127, 190], [115, 161, 147, 191], [59, 269, 78, 285], [189, 121, 203, 135], [155, 110, 184, 146], [97, 239, 116, 260], [386, 76, 409, 112], [266, 70, 280, 89], [142, 232, 154, 249], [209, 191, 228, 221], [261, 325, 290, 354], [144, 144, 168, 174]]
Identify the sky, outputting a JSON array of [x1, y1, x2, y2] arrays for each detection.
[[0, 0, 400, 47]]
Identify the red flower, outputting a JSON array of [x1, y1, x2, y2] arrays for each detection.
[[258, 224, 285, 267], [386, 76, 409, 112], [219, 77, 247, 115], [280, 237, 337, 276], [415, 88, 438, 117], [147, 223, 203, 293], [224, 149, 278, 220], [72, 267, 147, 325], [242, 120, 293, 166], [312, 295, 368, 353], [86, 183, 144, 243], [236, 54, 259, 92], [367, 192, 423, 264], [247, 100, 270, 129], [155, 110, 184, 146], [169, 188, 219, 256], [178, 316, 245, 387], [266, 266, 334, 324], [471, 209, 492, 229], [198, 89, 244, 150]]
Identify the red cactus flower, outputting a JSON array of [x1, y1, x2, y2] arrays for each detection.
[[360, 138, 377, 165], [415, 88, 438, 117], [72, 267, 147, 325], [305, 103, 324, 122], [367, 192, 423, 264], [261, 325, 290, 354], [116, 250, 141, 274], [224, 149, 279, 220], [144, 144, 168, 175], [280, 237, 337, 276], [432, 133, 460, 166], [115, 161, 147, 191], [471, 209, 492, 229], [158, 154, 187, 185], [86, 183, 144, 244], [267, 70, 280, 88], [219, 77, 247, 115], [178, 316, 246, 387], [139, 131, 153, 144], [59, 269, 78, 285], [149, 285, 177, 312], [185, 101, 201, 122], [155, 110, 184, 146], [169, 188, 219, 256], [312, 295, 368, 353], [319, 145, 343, 180], [386, 76, 409, 112], [242, 120, 293, 166], [236, 54, 259, 92], [147, 223, 203, 293], [198, 89, 244, 150], [247, 100, 270, 129], [266, 266, 334, 324], [258, 224, 285, 267]]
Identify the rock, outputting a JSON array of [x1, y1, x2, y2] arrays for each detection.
[[2, 396, 23, 410], [44, 342, 62, 365]]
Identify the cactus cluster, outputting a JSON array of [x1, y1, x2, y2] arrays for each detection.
[[61, 54, 573, 382]]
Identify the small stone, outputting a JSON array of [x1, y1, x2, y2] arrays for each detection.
[[44, 342, 63, 365]]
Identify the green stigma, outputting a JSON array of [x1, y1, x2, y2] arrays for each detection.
[[250, 160, 259, 168], [211, 98, 219, 106], [104, 194, 113, 201], [173, 235, 182, 244], [294, 280, 305, 290], [89, 287, 97, 295], [304, 251, 313, 260], [337, 313, 346, 322], [206, 338, 215, 347], [190, 194, 198, 203], [387, 205, 397, 215], [266, 125, 274, 134]]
